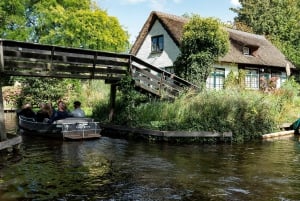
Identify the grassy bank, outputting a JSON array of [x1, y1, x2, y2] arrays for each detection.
[[93, 78, 300, 143]]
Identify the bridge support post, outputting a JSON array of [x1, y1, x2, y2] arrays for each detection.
[[0, 78, 7, 141], [109, 84, 116, 122]]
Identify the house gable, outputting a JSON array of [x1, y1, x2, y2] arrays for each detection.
[[135, 20, 181, 68], [130, 11, 187, 56]]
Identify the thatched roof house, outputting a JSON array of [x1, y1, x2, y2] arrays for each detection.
[[130, 11, 295, 70], [130, 11, 295, 90]]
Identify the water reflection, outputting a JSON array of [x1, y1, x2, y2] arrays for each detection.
[[1, 114, 300, 200]]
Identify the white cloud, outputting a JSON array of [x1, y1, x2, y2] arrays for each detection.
[[121, 0, 146, 4], [149, 0, 166, 10], [121, 0, 182, 10], [148, 0, 183, 11], [230, 0, 241, 7], [173, 0, 182, 3]]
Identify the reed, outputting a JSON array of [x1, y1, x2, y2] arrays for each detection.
[[93, 78, 300, 142]]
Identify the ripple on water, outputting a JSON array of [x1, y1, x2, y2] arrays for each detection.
[[2, 128, 300, 200]]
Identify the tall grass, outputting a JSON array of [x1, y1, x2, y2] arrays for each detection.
[[130, 89, 279, 142], [92, 78, 300, 143], [69, 80, 110, 116]]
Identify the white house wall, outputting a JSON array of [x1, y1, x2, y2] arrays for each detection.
[[136, 20, 180, 69], [214, 63, 239, 77]]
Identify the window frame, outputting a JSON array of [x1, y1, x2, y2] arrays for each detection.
[[245, 68, 259, 89], [271, 71, 287, 88], [151, 35, 164, 53], [243, 46, 250, 55], [206, 68, 225, 90]]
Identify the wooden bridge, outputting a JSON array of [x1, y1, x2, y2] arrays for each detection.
[[0, 39, 196, 142]]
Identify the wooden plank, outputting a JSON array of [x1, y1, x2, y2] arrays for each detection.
[[133, 75, 160, 89], [4, 55, 52, 64], [161, 79, 183, 91], [133, 65, 161, 80], [262, 130, 294, 139], [2, 39, 130, 60], [2, 62, 127, 75], [134, 82, 160, 96], [1, 70, 124, 80], [162, 131, 233, 138], [4, 46, 52, 56], [5, 50, 128, 66], [0, 135, 22, 150]]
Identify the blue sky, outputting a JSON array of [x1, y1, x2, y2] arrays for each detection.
[[96, 0, 241, 43]]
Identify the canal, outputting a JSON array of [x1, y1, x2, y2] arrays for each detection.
[[1, 113, 300, 201]]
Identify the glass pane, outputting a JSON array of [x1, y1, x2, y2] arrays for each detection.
[[158, 36, 164, 51], [245, 69, 259, 89]]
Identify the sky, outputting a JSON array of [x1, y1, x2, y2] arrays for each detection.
[[96, 0, 241, 43]]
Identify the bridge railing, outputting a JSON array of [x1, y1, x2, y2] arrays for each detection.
[[0, 39, 129, 81], [129, 56, 197, 98], [0, 39, 197, 99]]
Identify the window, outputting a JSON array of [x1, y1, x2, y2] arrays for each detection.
[[272, 72, 287, 88], [245, 69, 259, 89], [206, 68, 225, 90], [243, 47, 250, 55], [151, 35, 164, 53]]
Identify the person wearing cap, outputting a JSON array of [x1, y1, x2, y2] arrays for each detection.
[[70, 101, 85, 117]]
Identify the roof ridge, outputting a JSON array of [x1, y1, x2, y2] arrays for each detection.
[[152, 11, 188, 22], [225, 27, 266, 40]]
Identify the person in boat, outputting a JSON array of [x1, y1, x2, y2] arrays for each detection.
[[36, 103, 53, 122], [70, 101, 85, 117], [18, 103, 36, 119], [48, 101, 70, 123]]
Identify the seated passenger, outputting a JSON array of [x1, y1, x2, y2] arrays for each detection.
[[36, 103, 53, 122], [70, 101, 85, 118], [18, 103, 36, 119], [48, 101, 69, 123]]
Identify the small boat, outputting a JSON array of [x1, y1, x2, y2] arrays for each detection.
[[18, 115, 101, 140]]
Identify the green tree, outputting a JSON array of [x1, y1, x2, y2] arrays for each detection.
[[231, 0, 300, 67], [0, 0, 129, 109], [0, 0, 129, 51], [14, 77, 81, 107], [174, 15, 229, 89], [0, 0, 30, 40]]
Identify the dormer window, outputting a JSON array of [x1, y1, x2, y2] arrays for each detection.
[[243, 46, 250, 55], [151, 35, 164, 53], [242, 45, 259, 56]]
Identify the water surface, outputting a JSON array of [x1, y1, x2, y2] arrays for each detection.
[[1, 113, 300, 200]]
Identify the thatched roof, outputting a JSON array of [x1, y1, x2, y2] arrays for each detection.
[[130, 11, 295, 69], [130, 11, 187, 55]]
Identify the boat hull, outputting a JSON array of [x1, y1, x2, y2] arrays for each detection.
[[18, 116, 101, 140]]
